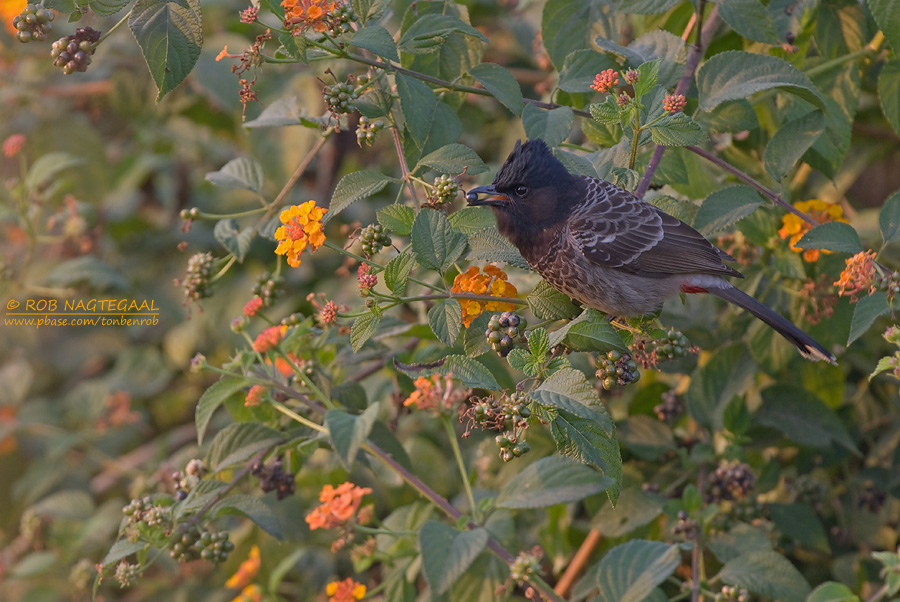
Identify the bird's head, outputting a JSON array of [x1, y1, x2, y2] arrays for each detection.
[[466, 139, 579, 238]]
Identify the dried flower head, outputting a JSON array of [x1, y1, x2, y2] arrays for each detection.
[[403, 373, 470, 413], [834, 250, 877, 301]]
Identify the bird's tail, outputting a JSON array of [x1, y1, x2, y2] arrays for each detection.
[[708, 285, 837, 365]]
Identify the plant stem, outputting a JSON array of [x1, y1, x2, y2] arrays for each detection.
[[391, 124, 420, 209], [269, 398, 327, 433], [273, 348, 335, 410], [443, 416, 479, 522], [96, 10, 132, 45]]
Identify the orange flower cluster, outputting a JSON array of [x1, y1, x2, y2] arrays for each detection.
[[229, 585, 262, 602], [274, 201, 327, 268], [305, 482, 372, 530], [834, 250, 877, 301], [283, 0, 336, 33], [3, 134, 25, 157], [226, 545, 261, 589], [252, 325, 286, 353], [403, 373, 468, 412], [245, 385, 267, 407], [663, 93, 686, 114], [326, 578, 366, 602], [591, 69, 618, 93], [778, 199, 847, 262], [243, 296, 264, 317], [451, 265, 518, 327]]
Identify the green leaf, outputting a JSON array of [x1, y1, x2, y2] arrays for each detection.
[[718, 550, 811, 601], [527, 280, 581, 320], [848, 292, 891, 345], [649, 112, 708, 147], [101, 540, 148, 567], [350, 25, 399, 61], [806, 582, 859, 602], [211, 494, 284, 539], [327, 170, 396, 223], [129, 0, 203, 101], [767, 503, 829, 552], [722, 395, 751, 436], [411, 208, 468, 272], [195, 378, 246, 446], [718, 0, 781, 44], [89, 0, 129, 16], [352, 0, 390, 24], [427, 299, 463, 345], [277, 32, 307, 63], [795, 221, 862, 254], [419, 523, 489, 595], [874, 551, 900, 595], [549, 408, 623, 504], [463, 312, 492, 357], [397, 13, 486, 55], [686, 345, 756, 430], [693, 186, 764, 236], [527, 327, 551, 358], [590, 98, 622, 125], [594, 540, 680, 602], [416, 143, 488, 175], [611, 167, 640, 191], [559, 50, 620, 93], [469, 62, 524, 115], [697, 51, 825, 112], [384, 252, 416, 294], [205, 157, 264, 193], [542, 0, 611, 69], [549, 308, 628, 352], [707, 523, 774, 563], [507, 348, 541, 376], [617, 415, 675, 461], [877, 60, 900, 139], [207, 422, 283, 470], [377, 204, 416, 235], [397, 2, 484, 82], [12, 552, 56, 579], [867, 0, 900, 54], [554, 149, 600, 178], [396, 73, 438, 143], [879, 190, 900, 244], [522, 104, 574, 148], [394, 355, 500, 390], [591, 488, 663, 536], [697, 100, 760, 134], [871, 355, 898, 380], [213, 219, 252, 261], [466, 227, 529, 269], [448, 207, 495, 234], [614, 0, 680, 13], [325, 402, 380, 469], [24, 152, 83, 194], [756, 385, 860, 454], [764, 111, 826, 181], [634, 59, 661, 100], [496, 456, 612, 509], [351, 312, 381, 352]]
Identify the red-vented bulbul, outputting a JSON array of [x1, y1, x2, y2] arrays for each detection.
[[466, 139, 836, 364]]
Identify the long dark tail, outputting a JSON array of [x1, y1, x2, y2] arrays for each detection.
[[709, 285, 837, 365]]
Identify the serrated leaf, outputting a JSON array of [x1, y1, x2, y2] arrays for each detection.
[[496, 456, 612, 509], [549, 308, 628, 352], [416, 143, 488, 175], [24, 152, 83, 194], [207, 422, 283, 470], [686, 345, 756, 430], [394, 355, 500, 389], [756, 385, 859, 454], [527, 280, 580, 320], [411, 208, 468, 272], [560, 50, 620, 93], [243, 96, 306, 128], [590, 99, 622, 125], [877, 60, 900, 139], [507, 348, 540, 376], [879, 190, 900, 244], [611, 166, 640, 191], [533, 369, 614, 434], [351, 312, 381, 352], [352, 0, 390, 24], [419, 523, 488, 595], [522, 104, 574, 148], [277, 32, 307, 63], [764, 111, 826, 181], [325, 402, 380, 469], [101, 540, 148, 567], [806, 582, 859, 602], [396, 73, 438, 142], [466, 228, 529, 268], [384, 252, 416, 294], [594, 540, 680, 602], [205, 158, 264, 193], [350, 25, 399, 61], [326, 170, 396, 223], [795, 221, 862, 254], [614, 0, 680, 12], [469, 62, 524, 115], [697, 100, 760, 134], [634, 59, 661, 99], [89, 0, 130, 16], [448, 207, 495, 234], [718, 0, 781, 44], [649, 112, 708, 147], [196, 378, 246, 446], [211, 494, 284, 539], [397, 2, 484, 81], [397, 13, 486, 54], [554, 149, 600, 178], [377, 204, 416, 235], [867, 0, 900, 55], [767, 503, 829, 552], [591, 488, 662, 536], [697, 51, 825, 112], [718, 550, 811, 600], [129, 0, 203, 101], [707, 523, 774, 563], [542, 0, 612, 69], [848, 292, 891, 345], [693, 186, 764, 236], [871, 355, 898, 380], [463, 312, 492, 357], [214, 219, 252, 261], [526, 327, 550, 358], [428, 299, 463, 345], [550, 408, 623, 504]]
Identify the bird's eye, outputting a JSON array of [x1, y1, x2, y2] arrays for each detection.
[[515, 185, 529, 197]]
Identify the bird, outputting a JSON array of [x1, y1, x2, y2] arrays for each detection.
[[465, 138, 836, 364]]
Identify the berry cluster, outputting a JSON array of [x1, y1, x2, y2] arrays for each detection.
[[654, 390, 684, 422], [251, 457, 296, 500], [252, 272, 285, 307], [356, 115, 385, 146], [13, 4, 55, 43], [427, 175, 459, 206], [123, 496, 171, 529], [51, 27, 100, 75], [170, 526, 234, 563], [672, 510, 699, 539], [858, 483, 886, 512], [172, 459, 206, 501], [877, 270, 900, 298], [596, 351, 640, 390], [328, 4, 358, 34], [653, 329, 691, 360], [115, 561, 139, 588], [508, 547, 543, 583], [485, 312, 526, 357], [324, 80, 360, 116], [790, 475, 827, 513], [706, 462, 756, 503], [179, 252, 215, 303], [359, 224, 391, 256], [466, 391, 532, 462], [715, 585, 750, 602]]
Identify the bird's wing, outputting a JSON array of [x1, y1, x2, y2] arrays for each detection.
[[566, 177, 743, 278]]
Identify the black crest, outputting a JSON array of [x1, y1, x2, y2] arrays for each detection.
[[492, 139, 572, 192]]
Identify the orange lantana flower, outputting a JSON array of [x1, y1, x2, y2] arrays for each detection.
[[229, 584, 262, 602], [778, 199, 848, 263], [252, 325, 287, 353], [326, 578, 366, 602], [834, 250, 878, 301], [451, 264, 518, 327], [403, 373, 468, 412], [305, 482, 372, 530], [282, 0, 336, 33], [226, 545, 261, 589], [274, 201, 327, 268]]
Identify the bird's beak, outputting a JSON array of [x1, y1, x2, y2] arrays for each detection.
[[465, 185, 510, 207]]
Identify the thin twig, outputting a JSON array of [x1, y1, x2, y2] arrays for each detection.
[[392, 126, 420, 209], [554, 529, 603, 597]]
